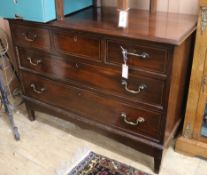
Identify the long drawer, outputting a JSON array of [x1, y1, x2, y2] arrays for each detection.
[[21, 72, 162, 140], [18, 48, 165, 108]]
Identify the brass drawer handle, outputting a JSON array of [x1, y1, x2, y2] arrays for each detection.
[[121, 80, 147, 94], [121, 112, 145, 126], [129, 52, 149, 59], [27, 57, 42, 66], [22, 32, 38, 42], [121, 46, 150, 59], [30, 84, 46, 94]]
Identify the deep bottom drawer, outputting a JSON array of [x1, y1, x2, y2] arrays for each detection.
[[22, 72, 162, 140]]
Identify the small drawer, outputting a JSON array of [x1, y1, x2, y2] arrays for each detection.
[[12, 25, 50, 49], [22, 72, 162, 140], [106, 40, 168, 74], [53, 31, 101, 61], [18, 48, 165, 108]]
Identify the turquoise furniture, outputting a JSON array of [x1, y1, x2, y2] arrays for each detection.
[[0, 0, 92, 23]]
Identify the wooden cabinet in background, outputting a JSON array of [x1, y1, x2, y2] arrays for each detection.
[[176, 0, 207, 158]]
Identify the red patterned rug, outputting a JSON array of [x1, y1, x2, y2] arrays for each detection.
[[67, 152, 151, 175]]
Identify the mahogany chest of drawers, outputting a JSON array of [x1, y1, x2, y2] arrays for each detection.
[[9, 7, 197, 173]]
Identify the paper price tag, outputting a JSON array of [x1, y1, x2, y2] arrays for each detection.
[[122, 64, 128, 79], [118, 10, 128, 28]]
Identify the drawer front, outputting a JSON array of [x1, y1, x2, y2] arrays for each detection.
[[18, 48, 165, 108], [53, 31, 101, 61], [22, 72, 162, 140], [106, 40, 168, 74], [12, 25, 50, 49]]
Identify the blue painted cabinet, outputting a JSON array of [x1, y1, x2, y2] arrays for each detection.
[[0, 1, 16, 19], [0, 0, 92, 22]]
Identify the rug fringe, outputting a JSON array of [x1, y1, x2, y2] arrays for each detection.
[[54, 147, 91, 175]]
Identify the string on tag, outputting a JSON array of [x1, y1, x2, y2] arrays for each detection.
[[121, 46, 128, 65]]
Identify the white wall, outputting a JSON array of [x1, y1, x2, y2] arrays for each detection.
[[102, 0, 199, 14]]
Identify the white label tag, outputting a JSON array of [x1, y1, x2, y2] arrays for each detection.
[[122, 64, 128, 79], [118, 10, 128, 28]]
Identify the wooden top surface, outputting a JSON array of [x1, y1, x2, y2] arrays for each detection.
[[50, 7, 197, 45], [200, 0, 207, 6]]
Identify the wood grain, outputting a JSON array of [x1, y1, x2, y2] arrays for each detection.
[[117, 0, 129, 10], [18, 48, 165, 109], [22, 72, 163, 140], [150, 0, 158, 13], [55, 0, 64, 20], [193, 50, 207, 143], [181, 4, 207, 139], [53, 31, 101, 61], [175, 0, 207, 158], [200, 0, 207, 6], [49, 7, 197, 45], [164, 35, 193, 143], [176, 136, 207, 158], [11, 25, 50, 50], [106, 39, 169, 74]]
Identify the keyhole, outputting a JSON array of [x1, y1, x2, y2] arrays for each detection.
[[75, 63, 79, 69], [74, 35, 78, 42]]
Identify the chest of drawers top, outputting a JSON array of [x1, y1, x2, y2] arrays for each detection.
[[10, 7, 197, 45]]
